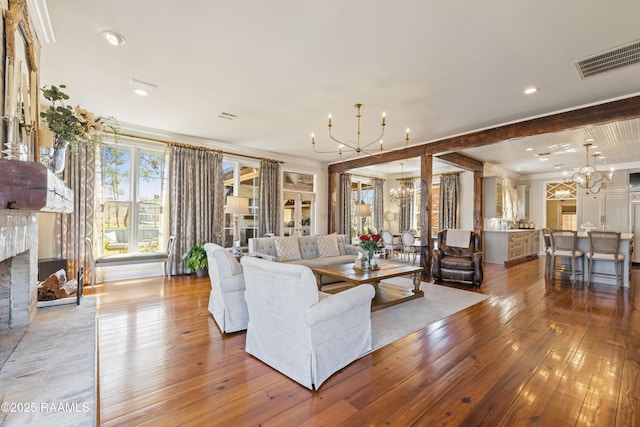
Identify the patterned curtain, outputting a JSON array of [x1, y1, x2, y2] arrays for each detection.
[[373, 178, 384, 233], [338, 173, 352, 240], [168, 145, 224, 274], [259, 160, 281, 236], [439, 172, 459, 230], [54, 143, 96, 284], [398, 178, 414, 232]]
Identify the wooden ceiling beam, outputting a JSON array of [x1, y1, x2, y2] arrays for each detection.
[[328, 94, 640, 173]]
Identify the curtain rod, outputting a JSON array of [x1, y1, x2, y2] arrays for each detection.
[[339, 172, 385, 181], [116, 132, 284, 164]]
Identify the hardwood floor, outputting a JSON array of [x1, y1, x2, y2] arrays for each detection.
[[92, 259, 639, 426]]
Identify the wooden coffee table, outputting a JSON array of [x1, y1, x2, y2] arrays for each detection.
[[312, 261, 424, 311]]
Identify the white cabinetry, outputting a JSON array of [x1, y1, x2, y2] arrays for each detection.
[[578, 192, 630, 233], [483, 230, 539, 265]]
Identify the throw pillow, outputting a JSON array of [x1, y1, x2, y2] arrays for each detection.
[[274, 237, 301, 262], [105, 231, 118, 243], [317, 235, 340, 257]]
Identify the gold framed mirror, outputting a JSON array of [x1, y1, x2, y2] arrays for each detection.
[[3, 0, 39, 159]]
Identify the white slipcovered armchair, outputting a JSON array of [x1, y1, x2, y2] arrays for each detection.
[[240, 256, 375, 390], [204, 243, 249, 333]]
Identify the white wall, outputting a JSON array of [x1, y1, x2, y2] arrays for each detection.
[[459, 171, 474, 230]]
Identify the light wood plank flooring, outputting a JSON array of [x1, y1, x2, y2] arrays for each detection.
[[92, 258, 639, 426]]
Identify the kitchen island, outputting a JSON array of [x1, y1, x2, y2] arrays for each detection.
[[573, 232, 633, 287], [483, 229, 539, 266]]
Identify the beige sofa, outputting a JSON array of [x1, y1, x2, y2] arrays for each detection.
[[248, 234, 360, 273]]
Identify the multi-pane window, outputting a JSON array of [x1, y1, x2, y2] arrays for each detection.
[[351, 181, 375, 236], [100, 142, 164, 254], [222, 161, 259, 248]]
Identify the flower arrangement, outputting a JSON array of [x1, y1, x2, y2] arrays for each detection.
[[359, 231, 382, 255], [40, 84, 120, 153]]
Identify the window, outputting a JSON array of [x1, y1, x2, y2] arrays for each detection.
[[431, 183, 440, 236], [351, 181, 375, 235], [223, 161, 259, 247], [100, 142, 165, 254]]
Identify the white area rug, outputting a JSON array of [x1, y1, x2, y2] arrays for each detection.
[[0, 296, 96, 426], [371, 278, 489, 351]]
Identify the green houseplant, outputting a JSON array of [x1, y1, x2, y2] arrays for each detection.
[[182, 242, 208, 277], [40, 84, 120, 173]]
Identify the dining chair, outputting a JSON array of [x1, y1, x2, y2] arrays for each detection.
[[586, 231, 624, 287], [401, 230, 418, 263], [381, 230, 402, 260], [549, 229, 584, 285]]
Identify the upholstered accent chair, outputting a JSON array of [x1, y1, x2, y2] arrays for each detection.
[[240, 256, 375, 390], [204, 243, 249, 333], [432, 229, 483, 287]]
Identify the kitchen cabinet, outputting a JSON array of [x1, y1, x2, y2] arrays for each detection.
[[483, 176, 503, 218], [577, 192, 630, 232], [483, 230, 539, 265]]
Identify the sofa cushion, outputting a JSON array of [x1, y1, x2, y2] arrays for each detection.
[[440, 256, 474, 271], [298, 236, 319, 259], [317, 235, 340, 257], [274, 237, 302, 261]]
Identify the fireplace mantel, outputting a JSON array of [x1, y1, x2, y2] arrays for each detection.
[[0, 159, 73, 213]]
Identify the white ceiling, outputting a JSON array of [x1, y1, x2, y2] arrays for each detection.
[[36, 1, 640, 177]]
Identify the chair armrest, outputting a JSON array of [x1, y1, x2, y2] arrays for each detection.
[[306, 285, 374, 326], [248, 252, 279, 262], [220, 274, 245, 293]]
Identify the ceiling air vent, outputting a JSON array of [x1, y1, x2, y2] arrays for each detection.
[[218, 112, 238, 120], [575, 40, 640, 79]]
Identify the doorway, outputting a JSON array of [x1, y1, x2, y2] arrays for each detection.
[[283, 192, 315, 236]]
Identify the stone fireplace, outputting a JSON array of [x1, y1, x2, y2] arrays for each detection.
[[0, 210, 39, 332], [0, 159, 74, 332]]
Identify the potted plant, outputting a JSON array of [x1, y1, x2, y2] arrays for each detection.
[[181, 242, 208, 277], [39, 84, 119, 173]]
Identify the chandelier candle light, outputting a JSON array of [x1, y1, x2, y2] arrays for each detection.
[[311, 103, 410, 159], [565, 142, 613, 194], [390, 163, 414, 206]]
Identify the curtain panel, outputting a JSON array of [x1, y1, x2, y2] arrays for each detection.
[[55, 144, 96, 284], [168, 145, 224, 274], [373, 178, 384, 233], [258, 160, 281, 237], [438, 173, 459, 230], [338, 173, 352, 241], [398, 178, 414, 232]]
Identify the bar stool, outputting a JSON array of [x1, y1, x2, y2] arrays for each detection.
[[549, 230, 584, 285], [541, 228, 552, 279], [586, 231, 624, 287]]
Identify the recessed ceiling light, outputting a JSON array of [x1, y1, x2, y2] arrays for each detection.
[[539, 157, 549, 161], [102, 30, 126, 46], [525, 147, 533, 151], [524, 87, 539, 95], [129, 78, 157, 96], [585, 137, 596, 142]]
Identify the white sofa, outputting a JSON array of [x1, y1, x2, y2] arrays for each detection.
[[204, 243, 249, 333], [240, 256, 375, 390], [249, 234, 359, 266]]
